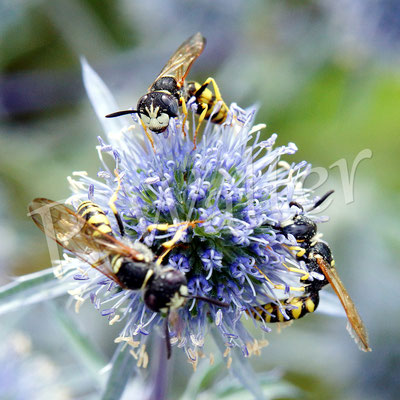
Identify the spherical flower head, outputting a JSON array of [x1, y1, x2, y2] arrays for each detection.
[[59, 60, 328, 367]]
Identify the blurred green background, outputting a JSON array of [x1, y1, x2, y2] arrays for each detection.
[[1, 0, 399, 399]]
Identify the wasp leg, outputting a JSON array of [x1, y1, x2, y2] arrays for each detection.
[[193, 103, 209, 149], [253, 265, 306, 293], [283, 244, 307, 258], [274, 283, 305, 292], [140, 269, 155, 290], [139, 120, 156, 152], [180, 96, 188, 137], [198, 77, 229, 112], [108, 169, 125, 236], [147, 220, 204, 249], [148, 220, 203, 268], [191, 78, 230, 149], [156, 246, 174, 266], [282, 262, 310, 281], [147, 222, 186, 232], [147, 221, 201, 233], [199, 77, 230, 122]]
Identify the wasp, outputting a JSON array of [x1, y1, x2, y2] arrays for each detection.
[[249, 241, 331, 323], [249, 291, 320, 324], [250, 191, 371, 352], [105, 32, 229, 149], [28, 198, 227, 358]]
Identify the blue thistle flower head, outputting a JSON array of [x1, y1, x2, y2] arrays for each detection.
[[59, 60, 328, 366]]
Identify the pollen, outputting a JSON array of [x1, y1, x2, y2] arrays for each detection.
[[109, 315, 120, 325], [68, 287, 83, 296], [247, 339, 269, 356], [114, 336, 140, 348], [223, 347, 231, 358], [74, 297, 85, 313], [209, 353, 215, 365], [190, 334, 204, 347], [136, 345, 149, 369]]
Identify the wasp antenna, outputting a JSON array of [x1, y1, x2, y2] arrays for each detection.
[[105, 109, 139, 118], [311, 190, 334, 211], [164, 312, 172, 360], [187, 295, 229, 308], [289, 190, 335, 216], [289, 201, 304, 212]]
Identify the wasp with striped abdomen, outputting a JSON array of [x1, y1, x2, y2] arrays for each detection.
[[28, 197, 228, 358], [105, 32, 229, 149], [249, 191, 371, 352]]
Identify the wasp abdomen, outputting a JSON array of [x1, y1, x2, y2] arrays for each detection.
[[77, 201, 113, 236], [187, 81, 228, 124], [249, 291, 320, 323]]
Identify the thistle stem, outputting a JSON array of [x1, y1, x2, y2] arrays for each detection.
[[211, 327, 267, 400], [146, 335, 169, 400]]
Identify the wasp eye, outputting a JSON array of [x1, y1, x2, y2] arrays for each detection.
[[161, 94, 178, 117], [136, 95, 148, 116]]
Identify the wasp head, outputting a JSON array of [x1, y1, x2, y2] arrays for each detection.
[[143, 267, 188, 313], [280, 215, 317, 243], [137, 92, 179, 133]]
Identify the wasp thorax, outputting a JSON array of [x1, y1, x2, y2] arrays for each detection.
[[143, 268, 187, 313], [308, 241, 333, 264], [150, 77, 179, 97], [137, 92, 179, 133], [114, 258, 153, 290]]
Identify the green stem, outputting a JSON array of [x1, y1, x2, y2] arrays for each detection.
[[146, 336, 169, 400], [101, 343, 138, 400], [0, 268, 68, 315]]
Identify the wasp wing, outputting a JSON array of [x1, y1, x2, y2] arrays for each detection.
[[151, 32, 206, 90], [316, 258, 371, 352], [28, 198, 143, 286]]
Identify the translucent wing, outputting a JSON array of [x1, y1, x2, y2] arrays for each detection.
[[317, 258, 371, 352], [28, 198, 145, 286], [151, 32, 206, 90]]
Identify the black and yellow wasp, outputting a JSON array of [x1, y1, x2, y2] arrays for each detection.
[[106, 32, 229, 148], [28, 198, 227, 358], [249, 191, 371, 352]]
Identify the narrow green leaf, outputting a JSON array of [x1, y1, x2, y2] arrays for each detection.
[[191, 364, 300, 400], [215, 380, 299, 400], [49, 303, 106, 384], [181, 360, 222, 400], [211, 327, 267, 400], [101, 342, 138, 400], [0, 268, 70, 315]]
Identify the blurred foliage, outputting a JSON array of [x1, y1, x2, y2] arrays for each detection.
[[265, 64, 400, 191], [1, 0, 399, 399]]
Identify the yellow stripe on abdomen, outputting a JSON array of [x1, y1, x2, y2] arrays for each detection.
[[247, 291, 320, 323], [187, 81, 228, 124], [77, 201, 113, 236]]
